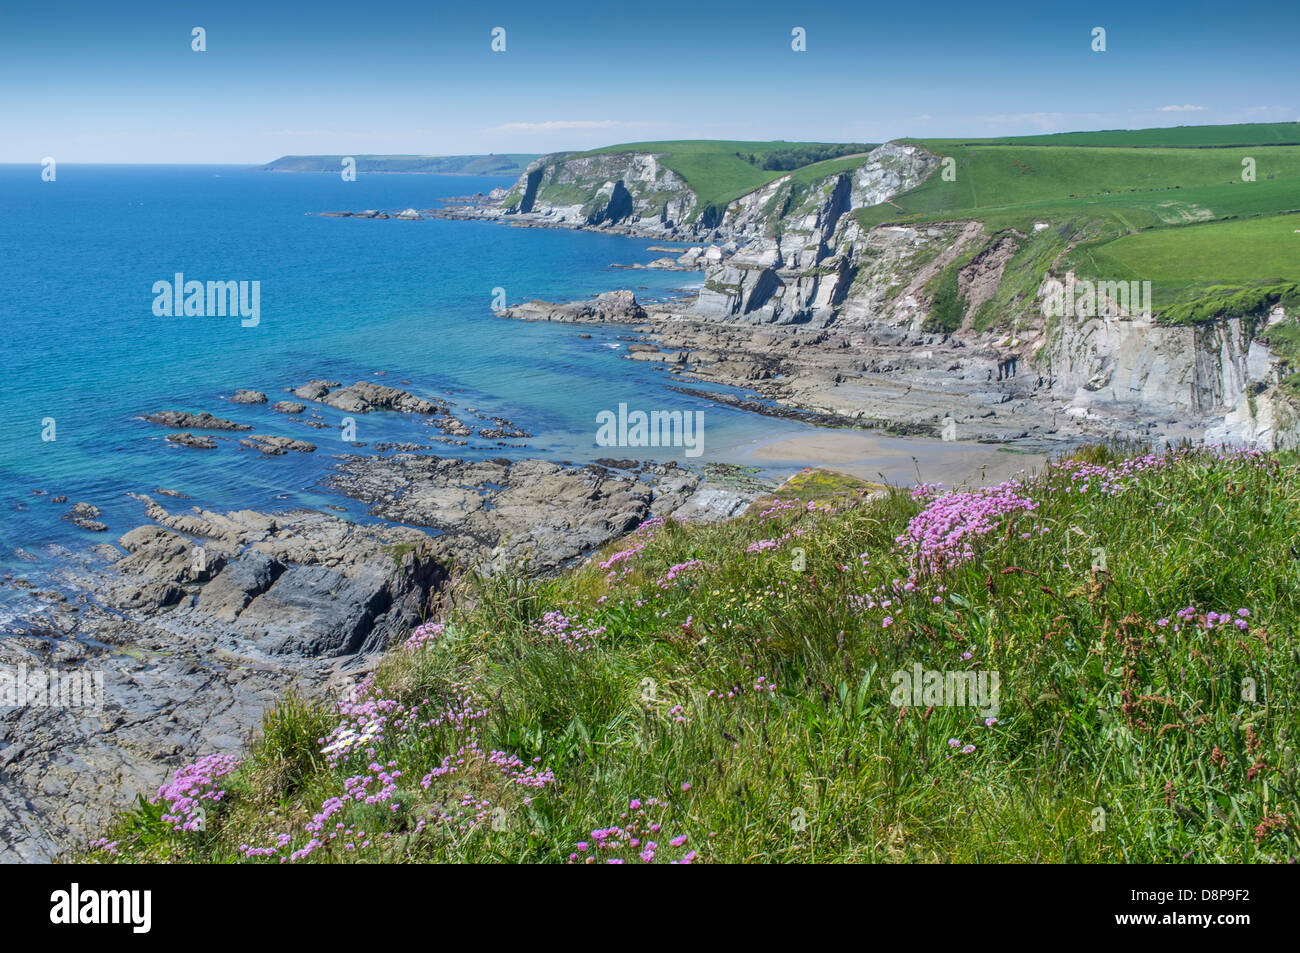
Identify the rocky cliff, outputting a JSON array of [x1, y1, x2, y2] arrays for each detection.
[[1045, 292, 1299, 448], [479, 142, 1299, 450], [505, 152, 699, 228], [691, 143, 940, 324]]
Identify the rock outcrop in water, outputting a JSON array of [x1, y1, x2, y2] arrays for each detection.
[[165, 431, 217, 449], [500, 289, 647, 324], [290, 380, 443, 415], [111, 496, 446, 656], [144, 411, 252, 431], [238, 434, 317, 455]]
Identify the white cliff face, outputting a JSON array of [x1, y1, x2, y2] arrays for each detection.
[[851, 142, 942, 208], [1045, 289, 1280, 416], [1047, 297, 1299, 448], [509, 152, 699, 228], [835, 221, 984, 332], [1047, 311, 1246, 414], [1204, 307, 1299, 449], [719, 175, 796, 244], [692, 143, 940, 324], [1205, 389, 1299, 450]]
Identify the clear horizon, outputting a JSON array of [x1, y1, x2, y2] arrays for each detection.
[[5, 115, 1300, 167], [3, 0, 1296, 164]]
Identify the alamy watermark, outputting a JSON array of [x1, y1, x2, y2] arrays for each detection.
[[50, 883, 150, 933], [1, 664, 104, 713], [890, 663, 1000, 718], [152, 273, 260, 326], [1041, 276, 1152, 320], [596, 402, 704, 458]]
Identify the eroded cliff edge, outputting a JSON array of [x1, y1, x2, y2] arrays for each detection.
[[441, 141, 1299, 450]]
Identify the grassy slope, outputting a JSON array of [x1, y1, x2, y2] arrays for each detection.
[[1071, 214, 1300, 284], [93, 448, 1300, 864], [932, 123, 1300, 149], [857, 144, 1300, 232], [570, 140, 875, 217], [852, 124, 1300, 328]]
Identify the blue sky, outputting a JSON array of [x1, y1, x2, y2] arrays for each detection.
[[2, 0, 1296, 163]]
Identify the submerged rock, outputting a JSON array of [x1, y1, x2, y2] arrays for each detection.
[[291, 379, 339, 401]]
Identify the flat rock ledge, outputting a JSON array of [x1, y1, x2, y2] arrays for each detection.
[[498, 290, 647, 324], [325, 454, 722, 575]]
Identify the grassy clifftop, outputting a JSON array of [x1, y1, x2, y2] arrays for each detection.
[[926, 122, 1300, 149], [522, 140, 874, 222], [498, 125, 1296, 329], [90, 448, 1300, 863], [852, 123, 1300, 330]]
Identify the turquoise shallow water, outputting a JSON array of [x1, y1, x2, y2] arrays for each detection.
[[0, 164, 816, 587]]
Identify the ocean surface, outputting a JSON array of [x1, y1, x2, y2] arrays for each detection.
[[0, 164, 822, 597]]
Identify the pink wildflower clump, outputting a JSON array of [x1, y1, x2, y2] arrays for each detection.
[[420, 740, 555, 792], [535, 610, 607, 652], [404, 621, 445, 652], [568, 796, 697, 864], [896, 481, 1038, 575], [745, 527, 805, 554], [243, 674, 552, 862], [154, 753, 240, 832], [320, 673, 410, 765], [653, 559, 703, 590], [598, 517, 667, 580], [1051, 453, 1172, 496], [756, 498, 799, 523], [910, 482, 943, 501], [87, 837, 119, 856], [1166, 604, 1254, 635], [417, 741, 557, 836]]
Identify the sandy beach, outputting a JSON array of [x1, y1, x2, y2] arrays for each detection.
[[737, 429, 1050, 488]]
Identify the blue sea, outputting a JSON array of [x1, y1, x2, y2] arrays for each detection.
[[0, 164, 821, 593]]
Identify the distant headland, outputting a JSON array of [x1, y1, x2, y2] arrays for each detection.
[[260, 153, 541, 175]]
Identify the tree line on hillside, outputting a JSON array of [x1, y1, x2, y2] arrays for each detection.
[[737, 143, 872, 171]]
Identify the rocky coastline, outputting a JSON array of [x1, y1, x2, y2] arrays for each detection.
[[492, 289, 1173, 450], [415, 141, 1297, 452], [8, 135, 1295, 864], [0, 378, 764, 861]]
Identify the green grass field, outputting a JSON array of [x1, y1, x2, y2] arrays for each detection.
[[90, 446, 1300, 864], [849, 123, 1300, 324], [856, 143, 1300, 232], [928, 122, 1300, 149], [1068, 214, 1300, 285]]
